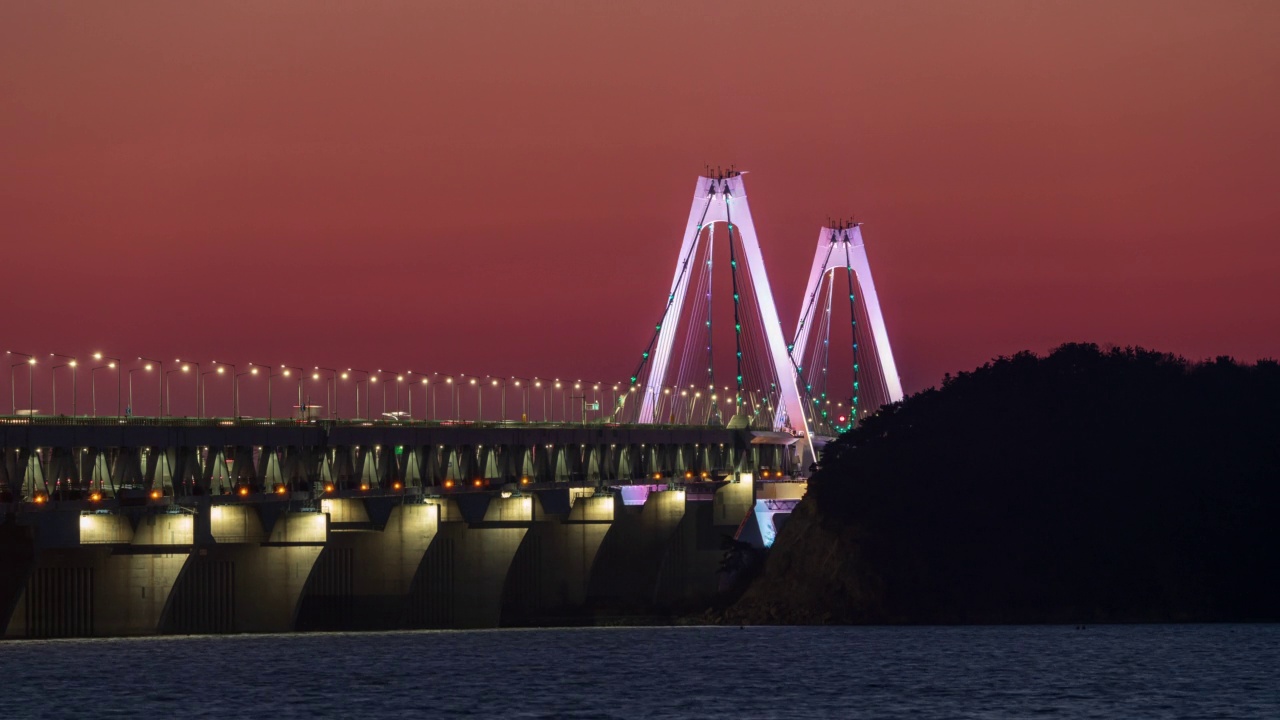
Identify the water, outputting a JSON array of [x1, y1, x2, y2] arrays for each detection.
[[1, 625, 1275, 718]]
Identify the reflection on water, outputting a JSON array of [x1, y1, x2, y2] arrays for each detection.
[[2, 625, 1276, 719]]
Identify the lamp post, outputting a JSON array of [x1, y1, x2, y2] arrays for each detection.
[[315, 367, 338, 419], [459, 375, 480, 421], [309, 371, 325, 419], [280, 366, 304, 418], [211, 361, 235, 417], [512, 377, 531, 422], [129, 362, 154, 418], [93, 352, 122, 417], [419, 375, 430, 421], [90, 362, 116, 417], [487, 377, 507, 422], [401, 372, 414, 419], [201, 367, 225, 418], [370, 371, 388, 419], [176, 359, 201, 418], [534, 378, 546, 421], [165, 365, 190, 416], [266, 365, 291, 420], [236, 365, 261, 418], [396, 374, 406, 417], [50, 353, 78, 416], [437, 374, 456, 421], [339, 370, 351, 417], [348, 369, 370, 419], [6, 351, 35, 416], [139, 357, 164, 417]]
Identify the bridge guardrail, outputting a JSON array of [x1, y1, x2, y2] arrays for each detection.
[[0, 415, 745, 432]]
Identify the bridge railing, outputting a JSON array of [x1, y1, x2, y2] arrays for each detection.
[[0, 415, 724, 432]]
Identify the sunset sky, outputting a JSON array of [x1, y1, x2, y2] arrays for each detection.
[[3, 1, 1277, 412]]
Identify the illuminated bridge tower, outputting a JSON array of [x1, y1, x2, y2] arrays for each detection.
[[626, 171, 813, 460], [786, 220, 904, 437]]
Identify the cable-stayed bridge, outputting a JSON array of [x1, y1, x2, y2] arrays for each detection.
[[0, 171, 902, 636]]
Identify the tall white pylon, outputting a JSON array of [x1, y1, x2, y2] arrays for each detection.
[[785, 222, 903, 431], [636, 173, 813, 458]]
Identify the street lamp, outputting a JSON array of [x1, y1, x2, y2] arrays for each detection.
[[282, 363, 304, 415], [176, 358, 201, 418], [512, 377, 531, 422], [90, 361, 116, 417], [211, 361, 236, 417], [315, 367, 338, 419], [406, 371, 429, 421], [459, 374, 480, 421], [264, 365, 291, 420], [370, 370, 390, 419], [129, 362, 154, 418], [436, 374, 456, 421], [201, 366, 225, 418], [165, 365, 190, 417], [236, 364, 261, 418], [487, 376, 506, 422], [396, 373, 407, 417], [139, 357, 164, 417], [50, 354, 78, 417], [93, 352, 122, 417], [347, 369, 371, 419], [6, 351, 35, 416], [420, 375, 430, 421]]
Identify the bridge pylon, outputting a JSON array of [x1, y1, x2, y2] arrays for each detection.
[[627, 172, 812, 460], [786, 220, 903, 437]]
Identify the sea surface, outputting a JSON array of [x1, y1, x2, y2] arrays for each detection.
[[1, 625, 1275, 718]]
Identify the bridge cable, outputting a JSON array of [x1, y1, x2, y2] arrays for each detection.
[[628, 192, 717, 388], [672, 236, 713, 422], [784, 239, 837, 429], [843, 233, 861, 430], [705, 222, 716, 399], [724, 189, 745, 419]]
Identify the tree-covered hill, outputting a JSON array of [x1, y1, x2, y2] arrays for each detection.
[[729, 344, 1280, 624]]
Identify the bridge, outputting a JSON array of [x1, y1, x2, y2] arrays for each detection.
[[0, 171, 902, 637]]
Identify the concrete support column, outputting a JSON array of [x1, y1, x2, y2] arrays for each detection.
[[406, 496, 531, 628]]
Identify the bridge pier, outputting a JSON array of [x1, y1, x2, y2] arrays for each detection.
[[500, 488, 614, 625], [2, 508, 193, 638], [585, 487, 686, 614], [160, 502, 326, 634], [296, 497, 439, 630], [405, 495, 531, 628]]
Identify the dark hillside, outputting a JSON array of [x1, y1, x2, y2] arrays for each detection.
[[728, 344, 1280, 624]]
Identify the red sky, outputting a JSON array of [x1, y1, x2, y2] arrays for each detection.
[[3, 1, 1278, 412]]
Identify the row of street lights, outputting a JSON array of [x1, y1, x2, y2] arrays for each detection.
[[5, 350, 793, 426], [3, 351, 641, 423], [7, 351, 123, 417]]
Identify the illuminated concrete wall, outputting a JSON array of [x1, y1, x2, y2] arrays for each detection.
[[405, 496, 532, 628], [501, 490, 614, 624], [161, 510, 326, 634], [586, 489, 686, 612], [297, 499, 440, 630], [4, 511, 194, 638]]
